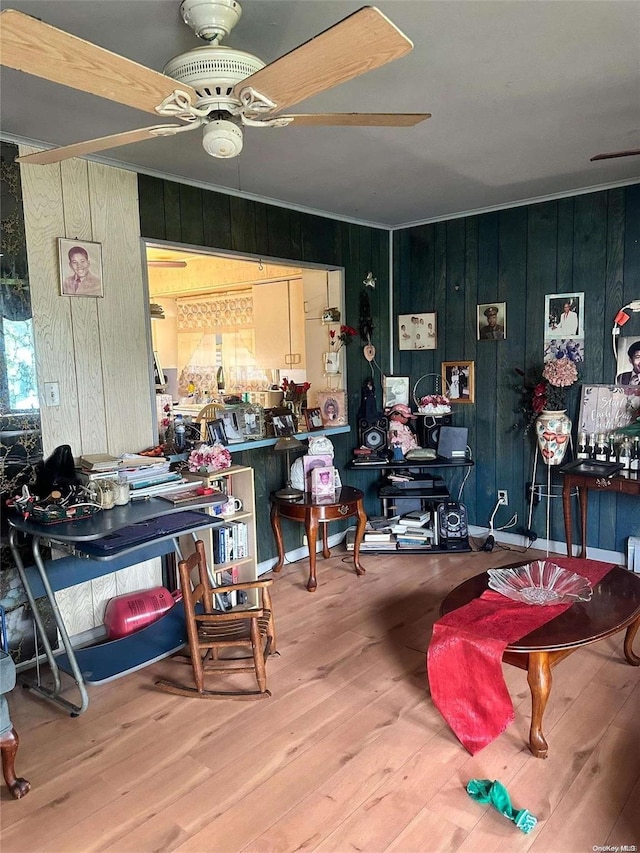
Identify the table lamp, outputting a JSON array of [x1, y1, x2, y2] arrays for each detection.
[[274, 434, 305, 500]]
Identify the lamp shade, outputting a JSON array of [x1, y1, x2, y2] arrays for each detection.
[[274, 435, 305, 453]]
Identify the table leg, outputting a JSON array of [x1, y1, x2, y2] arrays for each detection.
[[578, 486, 588, 559], [322, 523, 331, 559], [562, 480, 573, 557], [0, 727, 30, 799], [270, 504, 285, 573], [527, 651, 551, 758], [305, 511, 319, 592], [623, 616, 640, 666], [353, 499, 367, 577]]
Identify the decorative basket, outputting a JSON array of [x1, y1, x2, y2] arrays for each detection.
[[412, 373, 451, 415]]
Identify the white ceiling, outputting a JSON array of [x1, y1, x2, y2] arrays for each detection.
[[1, 0, 639, 228]]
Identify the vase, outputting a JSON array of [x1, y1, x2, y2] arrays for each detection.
[[535, 409, 572, 465], [323, 351, 340, 375]]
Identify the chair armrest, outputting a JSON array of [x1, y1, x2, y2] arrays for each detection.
[[196, 607, 263, 623]]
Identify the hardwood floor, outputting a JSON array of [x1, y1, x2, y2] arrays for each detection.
[[2, 544, 639, 853]]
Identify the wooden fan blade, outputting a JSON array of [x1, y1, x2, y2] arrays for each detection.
[[591, 149, 640, 161], [16, 125, 185, 166], [234, 6, 413, 114], [284, 113, 430, 127], [0, 9, 197, 114]]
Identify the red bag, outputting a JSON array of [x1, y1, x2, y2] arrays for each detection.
[[103, 587, 181, 639]]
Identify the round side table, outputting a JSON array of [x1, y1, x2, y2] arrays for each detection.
[[270, 486, 367, 592]]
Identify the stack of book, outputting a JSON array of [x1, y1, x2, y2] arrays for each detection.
[[393, 509, 435, 549], [78, 453, 185, 495], [211, 522, 249, 566]]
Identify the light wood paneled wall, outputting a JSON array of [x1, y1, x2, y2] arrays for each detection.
[[19, 148, 161, 634], [20, 146, 154, 457]]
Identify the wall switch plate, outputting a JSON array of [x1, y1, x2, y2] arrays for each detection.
[[44, 382, 60, 407]]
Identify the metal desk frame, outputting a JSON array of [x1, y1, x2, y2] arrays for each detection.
[[8, 498, 224, 716]]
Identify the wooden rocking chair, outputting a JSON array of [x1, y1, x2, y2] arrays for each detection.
[[156, 540, 276, 699]]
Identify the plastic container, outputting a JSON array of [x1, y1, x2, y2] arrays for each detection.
[[103, 586, 181, 640]]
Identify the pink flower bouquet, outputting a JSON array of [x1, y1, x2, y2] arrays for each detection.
[[187, 443, 232, 474]]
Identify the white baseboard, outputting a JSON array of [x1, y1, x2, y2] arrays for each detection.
[[469, 524, 626, 566], [258, 532, 346, 576]]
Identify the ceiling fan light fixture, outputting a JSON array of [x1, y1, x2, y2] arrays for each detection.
[[180, 0, 242, 43], [202, 118, 243, 158]]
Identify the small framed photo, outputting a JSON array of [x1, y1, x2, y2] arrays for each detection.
[[382, 375, 410, 408], [398, 312, 437, 350], [240, 405, 265, 439], [545, 292, 584, 340], [311, 466, 336, 498], [477, 302, 506, 341], [206, 418, 228, 445], [441, 361, 475, 404], [304, 407, 324, 431], [615, 337, 640, 386], [219, 409, 243, 443], [316, 390, 347, 426], [273, 413, 296, 436], [58, 238, 104, 297]]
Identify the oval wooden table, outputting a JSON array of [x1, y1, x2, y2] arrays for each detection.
[[270, 487, 367, 592], [441, 564, 640, 758]]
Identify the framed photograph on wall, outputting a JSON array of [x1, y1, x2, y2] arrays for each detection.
[[544, 292, 584, 340], [316, 390, 347, 426], [398, 312, 437, 350], [58, 238, 104, 297], [382, 375, 410, 408], [477, 302, 506, 341], [441, 361, 475, 404], [206, 418, 228, 445], [615, 337, 640, 385]]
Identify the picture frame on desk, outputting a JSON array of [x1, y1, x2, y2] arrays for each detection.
[[273, 413, 296, 437], [382, 376, 410, 408], [305, 407, 323, 431], [219, 409, 243, 443], [206, 418, 228, 445], [317, 390, 347, 426]]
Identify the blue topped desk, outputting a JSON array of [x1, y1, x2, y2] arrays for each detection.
[[8, 497, 225, 716]]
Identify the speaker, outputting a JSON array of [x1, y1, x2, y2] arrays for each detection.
[[437, 426, 468, 459], [416, 414, 453, 449], [358, 417, 388, 453]]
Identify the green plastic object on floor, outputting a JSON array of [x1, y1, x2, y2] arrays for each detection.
[[466, 779, 537, 834]]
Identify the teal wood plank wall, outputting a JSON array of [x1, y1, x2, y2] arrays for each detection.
[[138, 175, 390, 565], [394, 185, 640, 554]]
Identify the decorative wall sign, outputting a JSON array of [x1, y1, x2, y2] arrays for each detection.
[[577, 384, 640, 436]]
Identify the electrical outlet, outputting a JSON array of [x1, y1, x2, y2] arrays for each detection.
[[302, 534, 308, 547], [44, 381, 60, 407], [497, 489, 508, 506]]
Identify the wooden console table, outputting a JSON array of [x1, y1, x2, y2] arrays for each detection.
[[561, 468, 640, 558], [270, 486, 367, 592]]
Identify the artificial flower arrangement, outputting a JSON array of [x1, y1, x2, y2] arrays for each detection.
[[417, 393, 451, 415], [517, 353, 580, 433], [280, 378, 311, 403], [329, 324, 358, 351], [187, 443, 232, 474]]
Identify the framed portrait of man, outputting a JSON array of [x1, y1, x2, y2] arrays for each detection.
[[545, 292, 584, 340], [58, 238, 104, 297], [477, 302, 506, 341]]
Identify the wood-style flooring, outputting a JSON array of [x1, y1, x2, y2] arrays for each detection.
[[2, 543, 639, 853]]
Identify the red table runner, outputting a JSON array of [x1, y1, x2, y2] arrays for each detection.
[[427, 557, 614, 754]]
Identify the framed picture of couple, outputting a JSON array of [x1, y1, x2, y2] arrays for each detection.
[[441, 361, 475, 404]]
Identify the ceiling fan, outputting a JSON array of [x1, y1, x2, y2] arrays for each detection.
[[0, 0, 430, 166], [591, 149, 640, 161]]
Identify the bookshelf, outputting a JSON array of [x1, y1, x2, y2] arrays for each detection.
[[181, 464, 258, 606]]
